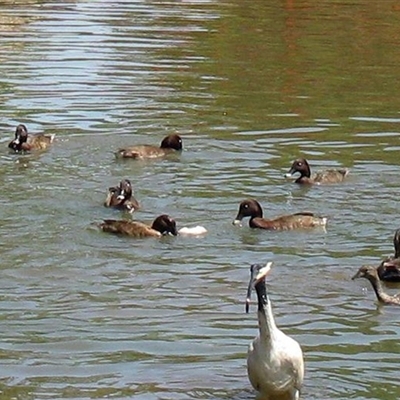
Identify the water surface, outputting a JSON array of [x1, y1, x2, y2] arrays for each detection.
[[1, 1, 400, 399]]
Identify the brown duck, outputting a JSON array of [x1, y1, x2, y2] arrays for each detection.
[[104, 179, 140, 213], [376, 228, 400, 282], [116, 134, 182, 159], [99, 214, 178, 238], [352, 265, 400, 306], [285, 158, 349, 184], [8, 124, 55, 153], [233, 199, 327, 230]]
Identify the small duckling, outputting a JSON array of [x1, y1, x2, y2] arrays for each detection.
[[104, 179, 140, 213], [99, 214, 177, 238], [352, 265, 400, 306], [246, 262, 304, 399], [8, 124, 55, 153], [233, 199, 327, 230], [285, 158, 349, 184], [116, 134, 182, 159], [377, 228, 400, 282]]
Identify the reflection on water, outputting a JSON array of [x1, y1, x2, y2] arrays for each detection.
[[1, 1, 400, 399]]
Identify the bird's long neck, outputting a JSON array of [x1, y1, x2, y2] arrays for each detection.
[[255, 280, 278, 340], [368, 275, 394, 304], [394, 236, 400, 258]]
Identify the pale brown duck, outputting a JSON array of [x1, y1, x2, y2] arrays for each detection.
[[285, 158, 349, 184], [8, 124, 55, 153], [116, 134, 182, 159], [99, 215, 177, 238], [104, 179, 140, 213], [352, 265, 400, 306], [233, 199, 327, 230]]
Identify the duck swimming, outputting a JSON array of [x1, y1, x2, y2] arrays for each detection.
[[377, 228, 400, 282], [285, 158, 349, 184], [8, 124, 55, 153], [233, 199, 327, 230], [246, 262, 304, 399], [116, 134, 182, 159], [99, 214, 177, 238], [352, 265, 400, 305], [104, 179, 140, 213]]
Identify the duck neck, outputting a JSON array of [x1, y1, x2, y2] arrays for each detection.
[[255, 280, 277, 340], [250, 203, 263, 221], [368, 275, 393, 304], [394, 234, 400, 258]]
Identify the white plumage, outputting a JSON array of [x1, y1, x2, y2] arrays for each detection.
[[246, 262, 304, 400], [178, 225, 207, 236]]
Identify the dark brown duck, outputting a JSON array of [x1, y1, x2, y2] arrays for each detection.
[[233, 199, 327, 230], [285, 158, 349, 184], [99, 214, 178, 238], [104, 179, 140, 213], [116, 134, 182, 159], [377, 228, 400, 282], [8, 124, 55, 153], [352, 265, 400, 306]]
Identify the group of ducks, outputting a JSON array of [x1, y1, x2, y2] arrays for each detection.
[[8, 124, 400, 400]]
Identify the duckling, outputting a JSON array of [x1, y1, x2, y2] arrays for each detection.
[[352, 265, 400, 306], [8, 124, 55, 153], [116, 134, 182, 159], [246, 262, 304, 399], [377, 228, 400, 282], [99, 214, 177, 238], [233, 199, 327, 230], [104, 179, 140, 213], [285, 158, 349, 184]]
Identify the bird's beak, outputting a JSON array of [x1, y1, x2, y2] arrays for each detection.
[[352, 267, 366, 280], [246, 270, 254, 314], [284, 167, 296, 178], [117, 190, 126, 200], [246, 262, 272, 313], [351, 272, 358, 280]]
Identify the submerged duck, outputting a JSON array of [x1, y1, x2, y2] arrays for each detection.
[[99, 214, 177, 238], [352, 265, 400, 306], [104, 179, 140, 213], [116, 134, 182, 159], [233, 199, 327, 230], [285, 158, 349, 184], [246, 262, 304, 399], [377, 228, 400, 282], [8, 124, 55, 153]]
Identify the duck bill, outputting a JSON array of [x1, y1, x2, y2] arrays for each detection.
[[351, 271, 361, 280], [284, 167, 296, 178], [169, 224, 178, 236], [117, 190, 126, 200], [245, 267, 256, 313], [233, 212, 244, 226]]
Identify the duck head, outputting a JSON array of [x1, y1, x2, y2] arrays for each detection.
[[152, 214, 178, 236], [116, 179, 133, 201], [352, 265, 378, 281], [8, 124, 29, 152], [233, 199, 263, 225], [160, 134, 182, 151], [246, 262, 272, 313], [285, 158, 311, 178]]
